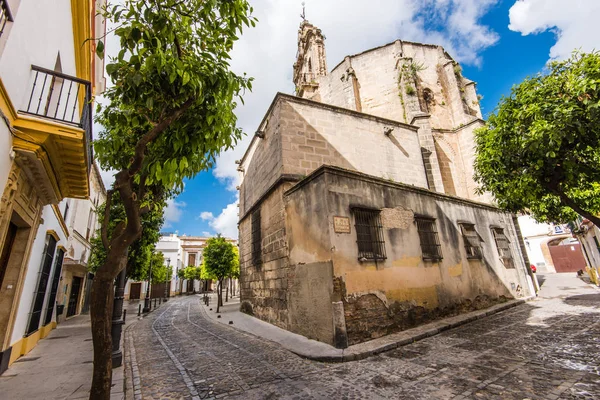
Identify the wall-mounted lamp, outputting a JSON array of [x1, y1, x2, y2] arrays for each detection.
[[255, 130, 265, 139]]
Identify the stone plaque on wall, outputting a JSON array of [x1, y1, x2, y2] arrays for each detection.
[[333, 216, 351, 233]]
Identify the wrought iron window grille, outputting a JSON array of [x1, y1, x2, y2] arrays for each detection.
[[492, 227, 514, 269], [352, 208, 386, 261], [415, 216, 443, 260], [21, 65, 94, 169], [251, 209, 262, 267], [460, 223, 483, 260], [0, 0, 13, 39]]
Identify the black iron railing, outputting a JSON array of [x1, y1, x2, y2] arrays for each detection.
[[22, 65, 93, 168], [353, 208, 387, 261], [0, 0, 13, 39], [416, 217, 443, 260]]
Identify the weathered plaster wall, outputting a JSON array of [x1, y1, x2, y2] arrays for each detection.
[[284, 167, 532, 346]]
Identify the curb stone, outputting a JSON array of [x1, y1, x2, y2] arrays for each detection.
[[213, 296, 532, 363]]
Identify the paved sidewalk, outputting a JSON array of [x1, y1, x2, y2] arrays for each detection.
[[0, 299, 151, 400], [201, 292, 532, 362]]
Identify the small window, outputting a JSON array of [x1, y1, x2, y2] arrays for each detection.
[[353, 208, 386, 260], [415, 217, 442, 260], [460, 223, 482, 259], [251, 209, 262, 266], [492, 227, 514, 268]]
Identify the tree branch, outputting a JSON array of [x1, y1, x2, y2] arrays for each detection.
[[101, 190, 114, 251], [545, 181, 600, 227], [124, 97, 195, 180]]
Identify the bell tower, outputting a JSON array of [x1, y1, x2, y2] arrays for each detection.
[[293, 12, 327, 100]]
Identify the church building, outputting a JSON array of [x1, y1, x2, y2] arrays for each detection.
[[237, 20, 535, 348]]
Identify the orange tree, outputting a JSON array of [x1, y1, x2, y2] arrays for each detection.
[[91, 1, 255, 398], [202, 235, 236, 312], [475, 51, 600, 226]]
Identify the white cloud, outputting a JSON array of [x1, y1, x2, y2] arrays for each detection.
[[200, 198, 239, 239], [214, 0, 501, 190], [202, 231, 212, 237], [163, 199, 186, 229], [508, 0, 600, 60], [199, 211, 214, 221], [209, 201, 239, 239]]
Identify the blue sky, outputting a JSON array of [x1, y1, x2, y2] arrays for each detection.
[[99, 0, 598, 239]]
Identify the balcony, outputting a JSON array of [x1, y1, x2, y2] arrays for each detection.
[[0, 0, 13, 39], [11, 66, 94, 203]]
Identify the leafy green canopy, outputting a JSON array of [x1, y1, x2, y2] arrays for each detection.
[[203, 235, 236, 281], [474, 51, 600, 226], [95, 0, 255, 192], [149, 251, 173, 283], [89, 193, 165, 281]]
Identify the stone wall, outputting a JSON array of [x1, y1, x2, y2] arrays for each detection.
[[239, 184, 292, 329], [278, 95, 428, 188], [284, 166, 533, 346], [316, 41, 481, 131], [239, 101, 283, 216]]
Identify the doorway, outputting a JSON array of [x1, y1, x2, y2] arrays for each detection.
[[129, 282, 142, 300], [66, 277, 82, 317], [0, 222, 17, 287]]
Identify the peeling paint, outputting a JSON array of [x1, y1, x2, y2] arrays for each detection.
[[448, 263, 463, 277]]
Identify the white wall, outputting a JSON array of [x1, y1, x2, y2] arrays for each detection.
[[10, 205, 67, 345], [0, 124, 12, 190], [0, 0, 78, 112]]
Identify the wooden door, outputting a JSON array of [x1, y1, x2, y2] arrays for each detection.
[[0, 222, 17, 287], [129, 282, 142, 300], [67, 277, 82, 317]]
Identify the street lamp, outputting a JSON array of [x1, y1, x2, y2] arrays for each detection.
[[143, 256, 153, 313], [163, 258, 170, 302]]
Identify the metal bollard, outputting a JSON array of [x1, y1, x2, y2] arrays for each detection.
[[159, 297, 162, 305], [123, 309, 127, 323], [138, 304, 141, 316]]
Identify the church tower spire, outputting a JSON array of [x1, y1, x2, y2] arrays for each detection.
[[293, 15, 327, 100]]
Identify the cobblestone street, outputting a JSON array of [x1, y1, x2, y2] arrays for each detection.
[[127, 276, 600, 400]]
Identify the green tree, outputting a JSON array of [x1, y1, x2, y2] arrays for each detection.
[[203, 235, 235, 312], [89, 193, 165, 282], [474, 51, 600, 227], [148, 251, 171, 283], [90, 1, 255, 398], [227, 246, 240, 299]]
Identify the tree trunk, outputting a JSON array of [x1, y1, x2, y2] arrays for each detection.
[[225, 279, 229, 302], [216, 279, 223, 312], [90, 276, 116, 400]]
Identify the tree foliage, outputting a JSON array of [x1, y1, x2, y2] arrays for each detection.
[[88, 193, 165, 281], [89, 1, 255, 397], [203, 235, 236, 311], [474, 51, 600, 227], [149, 251, 172, 283]]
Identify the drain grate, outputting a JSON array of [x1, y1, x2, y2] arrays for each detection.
[[47, 336, 70, 340], [84, 338, 93, 342], [15, 357, 40, 362], [82, 360, 93, 364]]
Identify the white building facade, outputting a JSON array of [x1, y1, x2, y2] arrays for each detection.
[[124, 234, 238, 300], [0, 0, 105, 372]]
